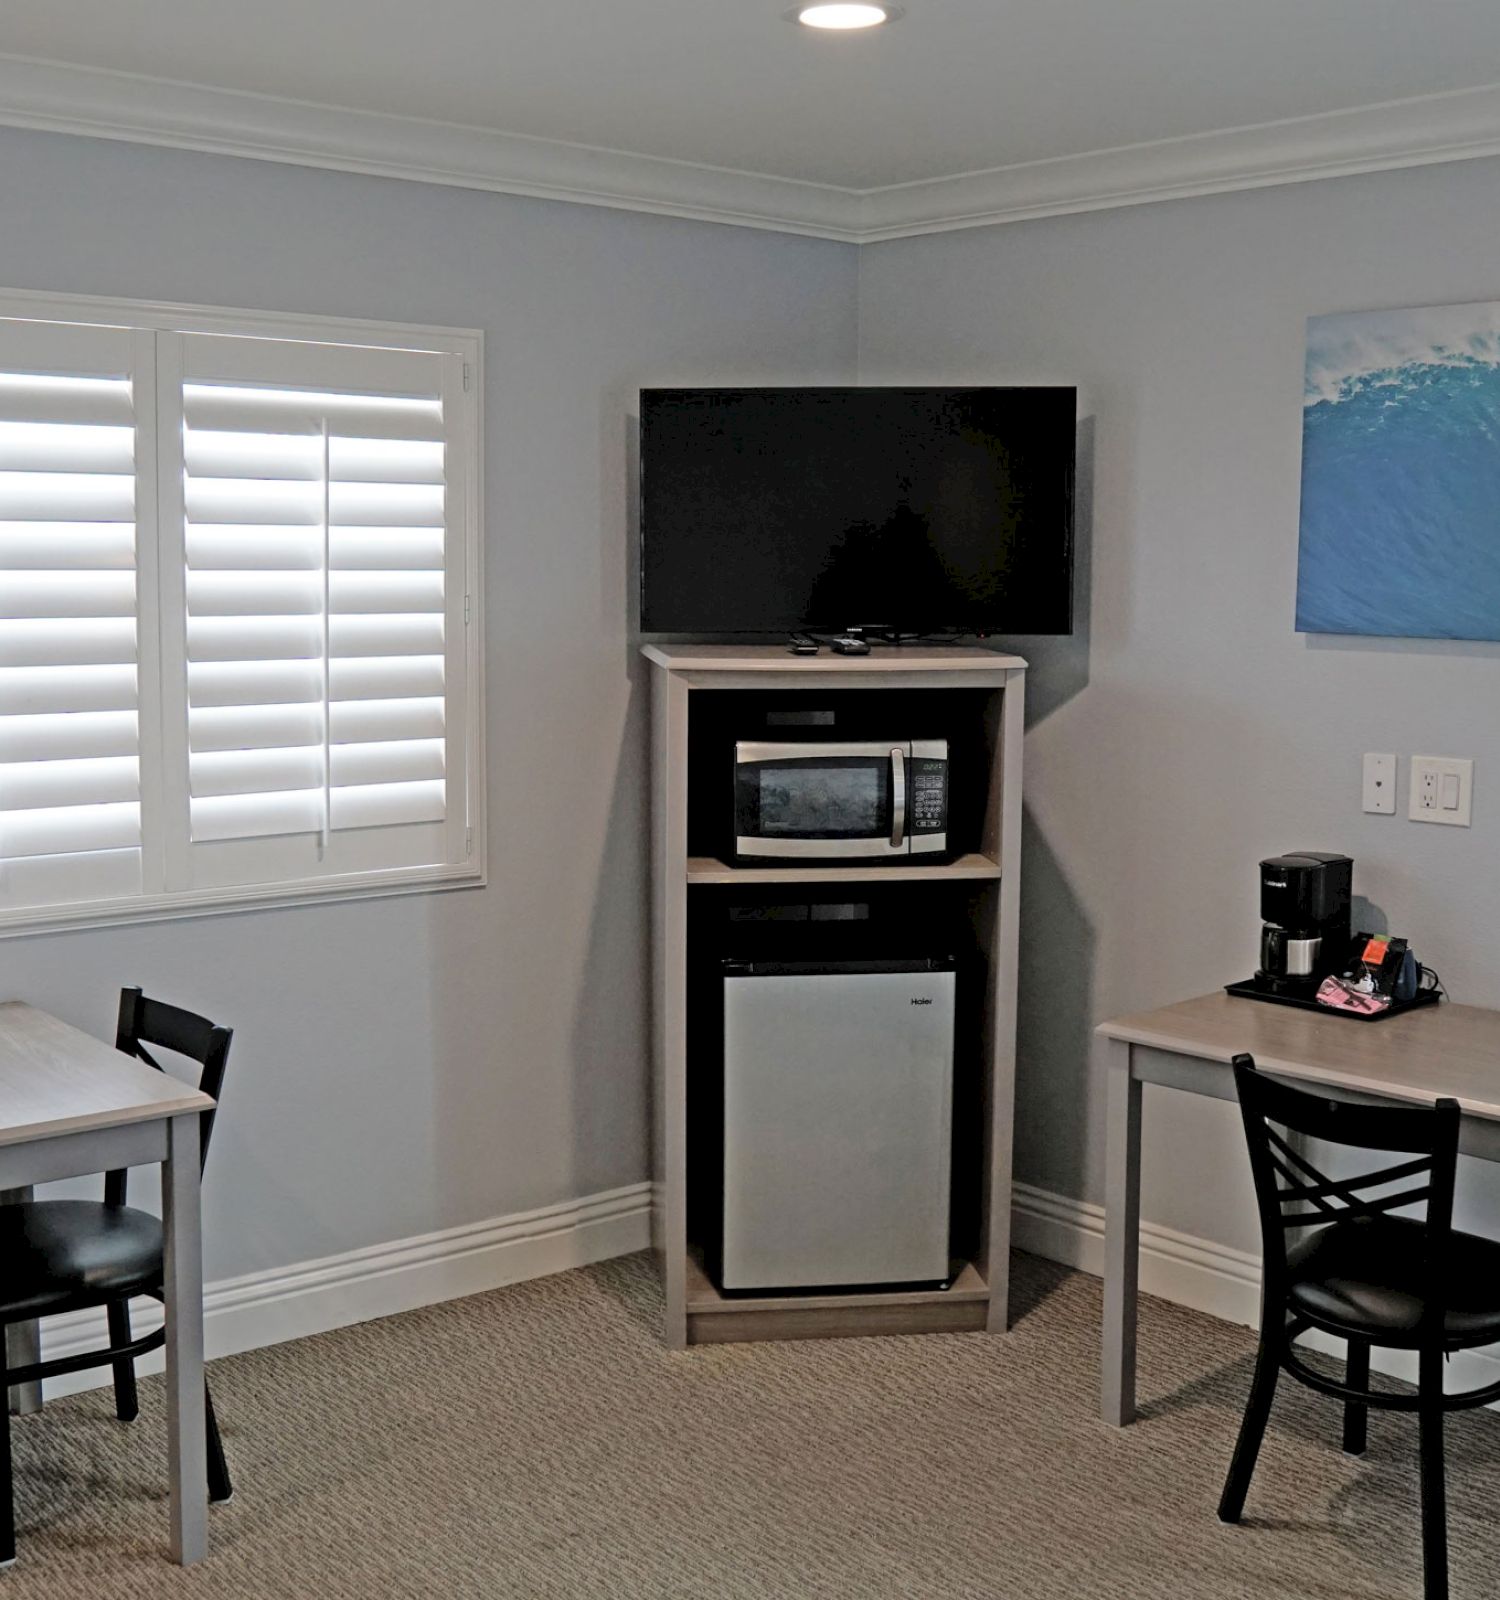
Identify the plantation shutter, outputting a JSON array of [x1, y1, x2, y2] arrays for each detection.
[[0, 318, 148, 912], [0, 295, 479, 933], [170, 332, 469, 891]]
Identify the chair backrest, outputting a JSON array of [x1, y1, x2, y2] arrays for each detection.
[[1232, 1053, 1459, 1333], [108, 987, 233, 1201]]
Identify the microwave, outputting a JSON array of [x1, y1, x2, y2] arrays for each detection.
[[733, 740, 949, 861]]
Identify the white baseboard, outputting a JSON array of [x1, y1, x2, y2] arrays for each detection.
[[1012, 1180, 1500, 1401], [29, 1176, 1498, 1409], [30, 1180, 651, 1400], [1013, 1181, 1264, 1325]]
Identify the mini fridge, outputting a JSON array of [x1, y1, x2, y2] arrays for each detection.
[[718, 956, 956, 1292]]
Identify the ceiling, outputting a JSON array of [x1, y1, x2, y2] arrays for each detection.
[[3, 1, 1500, 238]]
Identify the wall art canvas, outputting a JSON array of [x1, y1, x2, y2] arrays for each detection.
[[1297, 299, 1500, 640]]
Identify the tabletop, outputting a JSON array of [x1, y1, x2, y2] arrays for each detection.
[[1096, 991, 1500, 1120], [0, 1001, 214, 1148]]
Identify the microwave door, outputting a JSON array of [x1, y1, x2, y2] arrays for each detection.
[[735, 742, 911, 859]]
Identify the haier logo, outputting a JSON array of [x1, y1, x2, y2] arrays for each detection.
[[910, 997, 933, 1006]]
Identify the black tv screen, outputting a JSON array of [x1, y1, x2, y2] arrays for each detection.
[[639, 386, 1075, 635]]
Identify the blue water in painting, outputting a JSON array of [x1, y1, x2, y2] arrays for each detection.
[[1296, 360, 1500, 640]]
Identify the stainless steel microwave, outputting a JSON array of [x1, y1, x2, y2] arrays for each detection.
[[733, 740, 949, 861]]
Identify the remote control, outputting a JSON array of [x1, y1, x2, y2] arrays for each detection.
[[830, 635, 871, 656]]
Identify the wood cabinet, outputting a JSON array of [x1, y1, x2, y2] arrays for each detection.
[[644, 644, 1025, 1347]]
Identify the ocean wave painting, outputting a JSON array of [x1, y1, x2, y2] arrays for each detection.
[[1297, 300, 1500, 640]]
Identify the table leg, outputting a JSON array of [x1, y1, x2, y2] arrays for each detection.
[[1, 1190, 42, 1416], [162, 1113, 206, 1565], [1102, 1036, 1142, 1426]]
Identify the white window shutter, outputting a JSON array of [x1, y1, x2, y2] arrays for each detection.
[[0, 318, 146, 911], [0, 294, 480, 934], [171, 332, 462, 891]]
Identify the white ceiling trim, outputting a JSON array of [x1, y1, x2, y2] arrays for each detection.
[[0, 54, 867, 241], [2, 54, 1500, 244], [858, 82, 1500, 239]]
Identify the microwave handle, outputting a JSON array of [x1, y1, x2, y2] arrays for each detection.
[[889, 747, 906, 849]]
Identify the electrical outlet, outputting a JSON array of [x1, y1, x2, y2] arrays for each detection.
[[1362, 753, 1396, 814], [1409, 756, 1473, 827]]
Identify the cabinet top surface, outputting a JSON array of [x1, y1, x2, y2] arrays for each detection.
[[640, 643, 1026, 673]]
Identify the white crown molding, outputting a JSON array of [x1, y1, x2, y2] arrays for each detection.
[[0, 54, 867, 242], [857, 81, 1500, 240], [1, 54, 1500, 243]]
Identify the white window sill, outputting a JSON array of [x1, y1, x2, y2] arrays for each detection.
[[0, 862, 486, 940]]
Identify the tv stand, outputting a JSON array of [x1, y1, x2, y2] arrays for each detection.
[[643, 642, 1026, 1347]]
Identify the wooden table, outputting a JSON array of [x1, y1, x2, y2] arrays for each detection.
[[0, 1002, 214, 1564], [1095, 991, 1500, 1427]]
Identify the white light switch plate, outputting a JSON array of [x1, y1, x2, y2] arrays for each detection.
[[1362, 753, 1396, 814], [1409, 755, 1473, 826]]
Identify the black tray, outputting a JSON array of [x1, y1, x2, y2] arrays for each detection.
[[1225, 978, 1442, 1022]]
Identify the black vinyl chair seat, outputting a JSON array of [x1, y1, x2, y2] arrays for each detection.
[[0, 1201, 163, 1322], [1287, 1213, 1500, 1348]]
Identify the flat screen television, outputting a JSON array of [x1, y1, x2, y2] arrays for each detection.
[[639, 386, 1075, 636]]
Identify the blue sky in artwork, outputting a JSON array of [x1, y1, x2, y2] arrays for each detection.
[[1297, 300, 1500, 641]]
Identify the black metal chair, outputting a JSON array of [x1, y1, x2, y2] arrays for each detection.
[[0, 988, 233, 1564], [1219, 1054, 1500, 1600]]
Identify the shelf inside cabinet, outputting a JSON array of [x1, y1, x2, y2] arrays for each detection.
[[684, 1251, 990, 1314], [686, 852, 1001, 886]]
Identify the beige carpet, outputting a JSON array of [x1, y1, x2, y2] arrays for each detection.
[[6, 1252, 1500, 1599]]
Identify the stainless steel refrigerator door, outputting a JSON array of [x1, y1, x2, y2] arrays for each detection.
[[721, 968, 955, 1290]]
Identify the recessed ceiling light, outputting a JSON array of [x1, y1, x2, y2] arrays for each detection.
[[792, 4, 900, 30]]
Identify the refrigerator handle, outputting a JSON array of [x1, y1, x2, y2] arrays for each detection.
[[890, 747, 906, 849]]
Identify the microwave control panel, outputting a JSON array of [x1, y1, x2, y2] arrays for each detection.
[[910, 757, 948, 835]]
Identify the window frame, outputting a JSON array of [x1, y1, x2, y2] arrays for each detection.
[[0, 285, 486, 938]]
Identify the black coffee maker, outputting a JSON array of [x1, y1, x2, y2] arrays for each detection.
[[1256, 852, 1353, 995]]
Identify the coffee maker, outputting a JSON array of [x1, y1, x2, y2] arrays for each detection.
[[1256, 852, 1353, 995]]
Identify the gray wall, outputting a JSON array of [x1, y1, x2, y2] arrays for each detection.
[[0, 127, 859, 1281], [857, 160, 1500, 1252], [10, 116, 1499, 1293]]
